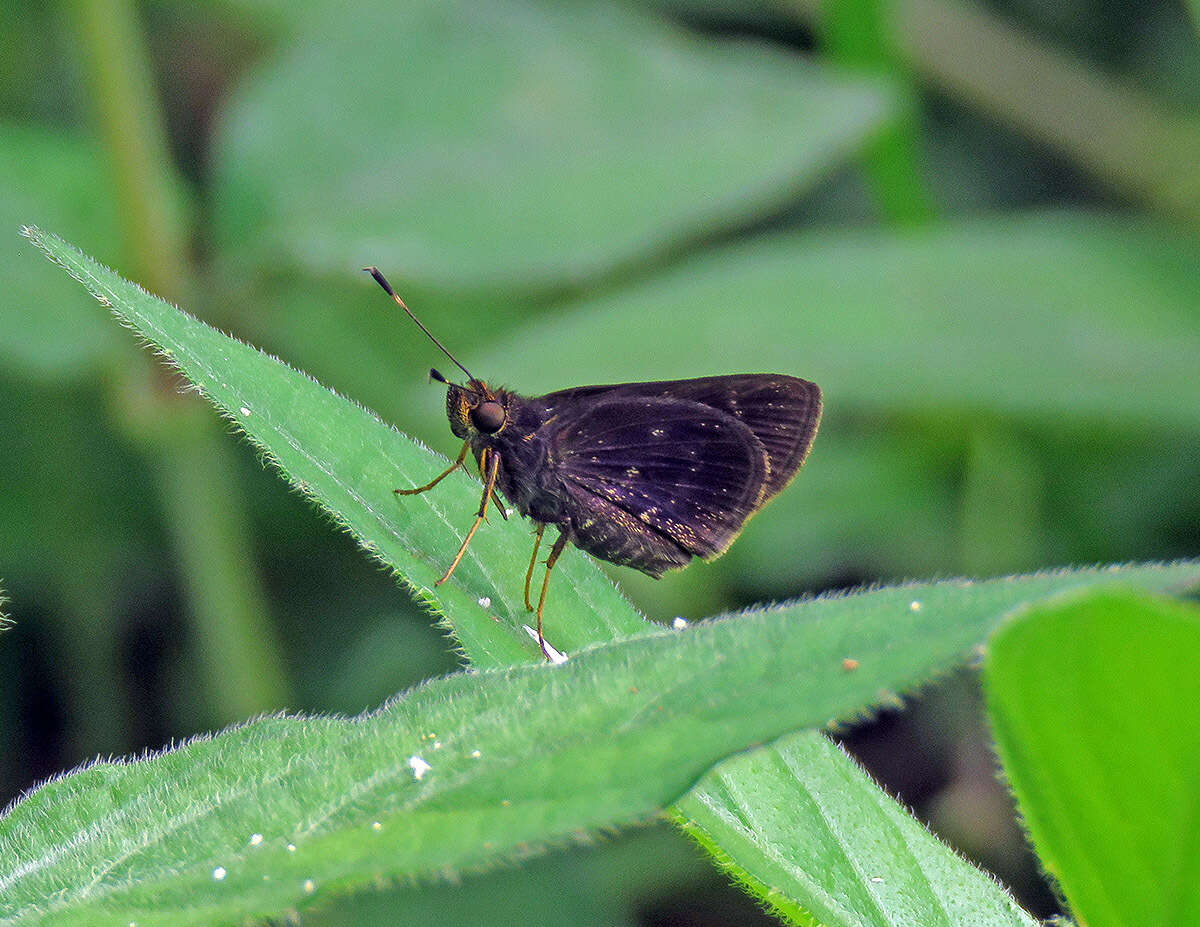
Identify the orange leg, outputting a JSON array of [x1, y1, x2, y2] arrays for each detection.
[[435, 447, 501, 586], [535, 531, 570, 658], [490, 486, 509, 521], [395, 441, 469, 495], [523, 524, 545, 611]]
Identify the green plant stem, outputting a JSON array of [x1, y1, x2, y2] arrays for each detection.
[[53, 570, 133, 756], [786, 0, 1200, 227], [67, 0, 291, 718], [822, 0, 938, 224], [958, 425, 1044, 576], [153, 418, 290, 722], [67, 0, 187, 298]]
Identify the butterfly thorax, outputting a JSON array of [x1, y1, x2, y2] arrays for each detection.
[[444, 383, 570, 525]]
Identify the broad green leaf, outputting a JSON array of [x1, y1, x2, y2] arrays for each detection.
[[22, 226, 645, 665], [210, 0, 894, 292], [986, 588, 1200, 927], [480, 212, 1200, 430], [4, 563, 1198, 924], [0, 123, 122, 379], [675, 731, 1037, 927]]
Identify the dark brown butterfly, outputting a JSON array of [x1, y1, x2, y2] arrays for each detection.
[[366, 268, 822, 660]]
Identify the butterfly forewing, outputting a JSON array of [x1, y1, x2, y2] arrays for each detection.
[[538, 374, 821, 501]]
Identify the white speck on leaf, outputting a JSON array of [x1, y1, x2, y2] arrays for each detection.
[[212, 866, 227, 881], [249, 833, 263, 846], [672, 617, 688, 629], [409, 755, 433, 780]]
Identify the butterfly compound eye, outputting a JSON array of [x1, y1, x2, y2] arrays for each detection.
[[470, 400, 506, 434]]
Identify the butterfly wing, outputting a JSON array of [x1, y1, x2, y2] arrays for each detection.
[[539, 374, 821, 502], [543, 394, 770, 576]]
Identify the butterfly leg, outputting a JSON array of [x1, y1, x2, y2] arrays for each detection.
[[395, 441, 470, 495], [535, 530, 570, 659], [435, 447, 500, 586], [490, 486, 509, 521], [523, 523, 545, 611]]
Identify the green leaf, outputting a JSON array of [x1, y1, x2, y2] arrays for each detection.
[[479, 212, 1200, 430], [22, 226, 645, 665], [5, 563, 1199, 924], [210, 0, 895, 292], [675, 731, 1038, 927], [985, 588, 1200, 927]]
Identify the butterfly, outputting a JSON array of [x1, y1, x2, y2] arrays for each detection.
[[367, 268, 822, 660]]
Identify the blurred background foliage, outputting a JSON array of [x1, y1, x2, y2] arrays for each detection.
[[1, 0, 1197, 923]]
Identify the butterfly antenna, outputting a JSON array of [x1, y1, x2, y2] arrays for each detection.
[[364, 267, 475, 383]]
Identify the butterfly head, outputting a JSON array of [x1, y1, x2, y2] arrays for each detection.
[[434, 369, 509, 439]]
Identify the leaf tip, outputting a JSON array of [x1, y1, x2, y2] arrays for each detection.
[[19, 224, 48, 252]]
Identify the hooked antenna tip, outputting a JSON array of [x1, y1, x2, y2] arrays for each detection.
[[363, 266, 397, 297], [365, 266, 476, 383]]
